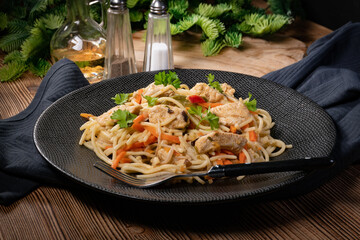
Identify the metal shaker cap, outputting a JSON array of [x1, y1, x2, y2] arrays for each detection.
[[150, 0, 167, 15], [110, 0, 127, 11]]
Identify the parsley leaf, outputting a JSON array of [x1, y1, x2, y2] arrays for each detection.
[[188, 106, 219, 130], [244, 92, 257, 112], [206, 110, 220, 130], [154, 70, 181, 89], [188, 106, 203, 116], [111, 93, 130, 105], [207, 73, 223, 93], [111, 109, 137, 128], [143, 95, 158, 106]]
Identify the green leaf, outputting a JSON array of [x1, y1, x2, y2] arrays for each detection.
[[168, 0, 189, 20], [237, 13, 291, 37], [188, 106, 219, 130], [207, 73, 223, 93], [154, 70, 181, 89], [188, 106, 203, 117], [143, 95, 158, 106], [196, 16, 220, 40], [223, 31, 242, 48], [127, 0, 141, 8], [130, 10, 143, 22], [0, 32, 30, 52], [0, 61, 28, 82], [171, 14, 199, 35], [196, 3, 232, 18], [244, 92, 257, 111], [3, 50, 24, 64], [30, 0, 55, 19], [0, 12, 8, 30], [29, 58, 51, 77], [41, 14, 64, 29], [111, 110, 137, 128], [201, 38, 226, 57], [112, 93, 130, 105], [206, 110, 219, 130]]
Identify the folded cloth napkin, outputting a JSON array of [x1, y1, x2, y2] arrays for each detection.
[[261, 22, 360, 199], [0, 59, 89, 205], [1, 23, 360, 205]]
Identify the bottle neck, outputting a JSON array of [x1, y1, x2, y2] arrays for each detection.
[[66, 0, 90, 21]]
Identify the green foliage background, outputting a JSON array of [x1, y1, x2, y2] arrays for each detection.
[[0, 0, 302, 82]]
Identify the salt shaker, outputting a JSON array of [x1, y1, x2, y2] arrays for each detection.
[[143, 0, 174, 71], [104, 0, 137, 79]]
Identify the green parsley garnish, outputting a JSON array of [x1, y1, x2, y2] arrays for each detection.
[[188, 106, 219, 130], [207, 73, 223, 93], [111, 93, 130, 105], [143, 95, 158, 106], [154, 71, 181, 89], [110, 109, 137, 128], [244, 92, 257, 112]]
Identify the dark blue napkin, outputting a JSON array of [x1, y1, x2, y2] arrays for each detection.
[[261, 22, 360, 198], [1, 23, 360, 205], [0, 59, 89, 205]]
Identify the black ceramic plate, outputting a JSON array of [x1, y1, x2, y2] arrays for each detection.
[[34, 69, 336, 203]]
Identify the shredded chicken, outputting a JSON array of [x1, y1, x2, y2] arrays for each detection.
[[221, 83, 235, 96], [148, 105, 189, 129], [210, 102, 252, 129], [195, 131, 247, 154], [190, 83, 224, 102]]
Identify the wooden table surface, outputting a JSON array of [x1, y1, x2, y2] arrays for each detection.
[[1, 20, 360, 239]]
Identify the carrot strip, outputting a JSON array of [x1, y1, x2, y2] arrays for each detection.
[[223, 160, 233, 165], [216, 159, 224, 165], [241, 124, 249, 130], [135, 89, 143, 104], [249, 130, 257, 142], [230, 125, 237, 133], [133, 114, 146, 124], [197, 102, 223, 108], [143, 125, 180, 144], [144, 135, 157, 146], [120, 157, 132, 163], [105, 145, 113, 149], [132, 123, 145, 132], [112, 150, 126, 169], [239, 152, 246, 164], [222, 150, 235, 155], [131, 114, 146, 132], [80, 113, 95, 119]]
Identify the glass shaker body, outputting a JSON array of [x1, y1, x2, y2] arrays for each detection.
[[104, 7, 137, 79], [143, 13, 174, 71], [50, 0, 106, 83]]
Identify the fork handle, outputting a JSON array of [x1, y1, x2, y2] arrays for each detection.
[[208, 157, 335, 178]]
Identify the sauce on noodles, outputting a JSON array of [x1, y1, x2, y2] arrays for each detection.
[[79, 72, 292, 184]]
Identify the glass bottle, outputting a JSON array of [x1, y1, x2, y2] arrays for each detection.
[[50, 0, 106, 83], [143, 0, 174, 71], [104, 0, 137, 79]]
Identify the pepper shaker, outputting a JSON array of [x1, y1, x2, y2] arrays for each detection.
[[143, 0, 174, 71], [104, 0, 137, 79]]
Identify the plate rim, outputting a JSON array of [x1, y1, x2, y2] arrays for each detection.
[[33, 68, 336, 204]]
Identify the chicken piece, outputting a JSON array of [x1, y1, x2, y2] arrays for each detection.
[[142, 83, 174, 97], [190, 83, 224, 102], [221, 83, 235, 96], [210, 102, 252, 129], [148, 105, 189, 129], [96, 104, 141, 126], [195, 131, 247, 154], [157, 148, 170, 162]]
